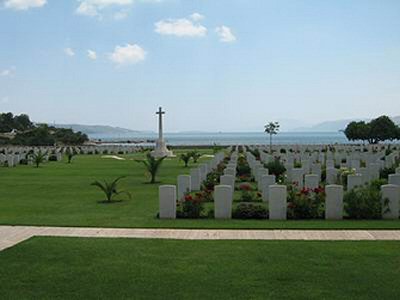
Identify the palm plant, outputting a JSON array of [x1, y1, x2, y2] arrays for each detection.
[[91, 176, 131, 203], [66, 147, 78, 164], [264, 122, 280, 154], [135, 152, 166, 183], [190, 150, 201, 163], [29, 150, 48, 168], [180, 152, 192, 167]]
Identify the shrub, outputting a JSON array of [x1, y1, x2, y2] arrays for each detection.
[[380, 167, 396, 180], [48, 155, 57, 161], [176, 194, 205, 218], [287, 186, 325, 219], [344, 183, 388, 219], [232, 203, 268, 219], [265, 158, 286, 178], [202, 172, 219, 191], [19, 158, 28, 165]]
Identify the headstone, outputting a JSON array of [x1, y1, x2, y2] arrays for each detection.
[[190, 168, 201, 191], [257, 168, 269, 190], [214, 185, 233, 219], [220, 175, 235, 190], [269, 185, 287, 220], [159, 185, 176, 219], [199, 163, 208, 181], [347, 174, 363, 191], [305, 174, 319, 190], [396, 167, 400, 174], [381, 184, 400, 219], [291, 168, 304, 189], [325, 185, 343, 220], [388, 174, 400, 186], [326, 168, 338, 185], [177, 175, 191, 200], [261, 174, 276, 202]]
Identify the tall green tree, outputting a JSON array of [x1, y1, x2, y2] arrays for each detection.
[[264, 122, 280, 153]]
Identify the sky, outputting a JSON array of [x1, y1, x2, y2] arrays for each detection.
[[0, 0, 399, 132]]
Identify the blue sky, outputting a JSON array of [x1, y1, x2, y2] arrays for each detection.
[[0, 0, 399, 132]]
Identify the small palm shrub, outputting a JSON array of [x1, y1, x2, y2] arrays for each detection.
[[91, 176, 131, 203], [135, 152, 166, 184], [189, 150, 201, 163], [29, 150, 48, 168], [66, 147, 78, 164], [179, 153, 192, 167]]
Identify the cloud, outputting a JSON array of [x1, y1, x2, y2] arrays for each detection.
[[155, 15, 207, 37], [0, 66, 16, 77], [3, 0, 46, 10], [215, 25, 236, 43], [76, 0, 133, 18], [109, 44, 146, 65], [190, 12, 204, 22], [87, 50, 97, 60], [64, 48, 75, 57], [113, 9, 128, 20]]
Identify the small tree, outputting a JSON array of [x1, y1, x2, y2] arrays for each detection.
[[66, 147, 78, 164], [135, 152, 166, 183], [190, 150, 201, 163], [264, 122, 280, 153], [180, 153, 192, 167], [91, 176, 131, 203], [29, 150, 48, 168]]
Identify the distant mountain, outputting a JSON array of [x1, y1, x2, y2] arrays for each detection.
[[52, 124, 153, 136], [294, 116, 400, 132]]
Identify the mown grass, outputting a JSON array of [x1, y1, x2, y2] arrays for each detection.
[[1, 150, 400, 229], [0, 237, 399, 299]]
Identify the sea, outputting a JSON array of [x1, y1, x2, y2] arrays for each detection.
[[89, 131, 351, 146]]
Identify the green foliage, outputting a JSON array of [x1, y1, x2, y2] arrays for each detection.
[[380, 167, 396, 180], [176, 194, 205, 218], [66, 147, 78, 163], [344, 183, 387, 219], [189, 150, 201, 163], [287, 186, 325, 219], [91, 176, 131, 203], [29, 150, 48, 168], [265, 158, 286, 178], [344, 115, 400, 144], [232, 203, 268, 219], [0, 112, 33, 133], [135, 152, 166, 183], [179, 152, 192, 167], [264, 121, 280, 152]]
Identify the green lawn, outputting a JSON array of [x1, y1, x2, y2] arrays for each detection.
[[0, 237, 399, 299], [1, 151, 400, 229]]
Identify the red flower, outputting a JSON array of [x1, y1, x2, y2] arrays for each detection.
[[239, 183, 252, 191], [184, 195, 193, 202]]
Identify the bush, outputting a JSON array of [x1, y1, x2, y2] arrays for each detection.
[[176, 194, 205, 218], [48, 155, 57, 161], [287, 186, 325, 219], [232, 203, 268, 219], [380, 167, 396, 180], [344, 183, 388, 219], [265, 158, 286, 178]]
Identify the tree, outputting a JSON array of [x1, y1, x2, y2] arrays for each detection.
[[29, 150, 48, 168], [264, 122, 280, 153], [135, 152, 166, 183], [189, 150, 201, 163], [344, 116, 400, 144], [91, 176, 131, 203], [180, 153, 192, 167]]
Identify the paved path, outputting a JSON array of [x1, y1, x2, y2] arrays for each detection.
[[1, 225, 400, 252]]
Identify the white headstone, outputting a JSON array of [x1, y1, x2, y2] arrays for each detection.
[[214, 185, 233, 219], [190, 168, 201, 191], [159, 185, 176, 219], [381, 184, 400, 219], [347, 174, 363, 191], [177, 175, 191, 200], [269, 185, 287, 220], [325, 185, 343, 220], [305, 174, 319, 190], [388, 174, 400, 186], [261, 174, 276, 202]]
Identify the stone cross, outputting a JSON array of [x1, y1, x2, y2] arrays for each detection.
[[156, 107, 165, 141]]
